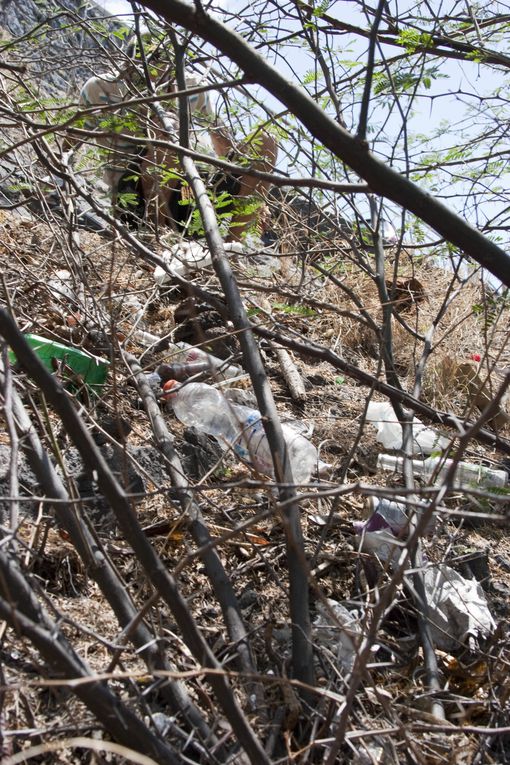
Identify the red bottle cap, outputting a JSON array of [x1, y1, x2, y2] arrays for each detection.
[[162, 379, 179, 398]]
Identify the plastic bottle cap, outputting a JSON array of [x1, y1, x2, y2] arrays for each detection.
[[162, 379, 180, 399]]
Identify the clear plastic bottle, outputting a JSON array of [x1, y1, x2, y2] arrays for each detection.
[[165, 381, 319, 483], [377, 454, 508, 489]]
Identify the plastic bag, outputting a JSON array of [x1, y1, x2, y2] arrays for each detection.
[[366, 401, 448, 454], [154, 241, 212, 285], [419, 564, 495, 650], [313, 599, 364, 672]]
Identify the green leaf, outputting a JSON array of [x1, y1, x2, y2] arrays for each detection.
[[272, 302, 317, 317]]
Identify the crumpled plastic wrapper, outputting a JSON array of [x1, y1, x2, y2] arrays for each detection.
[[419, 564, 495, 650], [313, 599, 374, 672], [154, 241, 212, 284]]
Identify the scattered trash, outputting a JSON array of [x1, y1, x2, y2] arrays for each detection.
[[171, 342, 244, 381], [163, 380, 319, 483], [47, 269, 75, 305], [353, 496, 434, 563], [9, 333, 109, 394], [354, 522, 404, 564], [377, 453, 508, 489], [153, 236, 280, 286], [352, 742, 388, 765], [356, 509, 495, 649], [366, 495, 410, 534], [172, 298, 239, 361], [157, 359, 213, 383], [417, 564, 495, 650], [366, 401, 449, 454], [366, 495, 435, 535], [132, 331, 243, 381], [313, 598, 373, 672], [225, 236, 281, 277], [224, 387, 258, 407], [154, 241, 212, 285]]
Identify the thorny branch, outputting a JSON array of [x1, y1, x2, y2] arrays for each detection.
[[0, 310, 269, 765], [169, 48, 315, 691], [141, 0, 510, 288]]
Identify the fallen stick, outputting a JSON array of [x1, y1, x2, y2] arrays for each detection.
[[275, 346, 306, 403]]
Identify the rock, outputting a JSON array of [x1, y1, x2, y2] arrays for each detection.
[[62, 444, 147, 526], [179, 427, 224, 480], [239, 589, 258, 609], [92, 413, 132, 445], [1, 0, 121, 96], [0, 444, 39, 522]]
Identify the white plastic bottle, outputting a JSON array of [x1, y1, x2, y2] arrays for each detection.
[[377, 454, 508, 489], [164, 381, 319, 483]]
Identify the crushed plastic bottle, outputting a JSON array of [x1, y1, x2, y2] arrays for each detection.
[[377, 453, 508, 489], [163, 380, 319, 483]]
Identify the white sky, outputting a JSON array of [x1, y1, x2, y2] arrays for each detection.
[[96, 0, 133, 17]]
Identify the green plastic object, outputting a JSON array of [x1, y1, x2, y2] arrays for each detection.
[[9, 334, 109, 394]]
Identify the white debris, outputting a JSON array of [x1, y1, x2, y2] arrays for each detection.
[[313, 599, 368, 672], [366, 401, 449, 454], [225, 236, 281, 277], [356, 527, 404, 564], [154, 241, 212, 285], [420, 564, 495, 650], [352, 742, 388, 765], [48, 269, 75, 304]]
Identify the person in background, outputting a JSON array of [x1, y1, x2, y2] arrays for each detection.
[[65, 34, 278, 242]]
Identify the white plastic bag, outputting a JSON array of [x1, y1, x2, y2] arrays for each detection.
[[313, 599, 366, 672], [419, 564, 495, 650], [366, 401, 448, 454], [154, 241, 212, 285]]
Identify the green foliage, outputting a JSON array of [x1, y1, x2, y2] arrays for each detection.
[[396, 29, 434, 54], [117, 191, 139, 209], [179, 189, 238, 237], [272, 302, 318, 317], [112, 26, 132, 42], [99, 113, 140, 134], [311, 0, 332, 17], [160, 166, 183, 185], [472, 289, 510, 327], [466, 49, 486, 64], [302, 69, 319, 86], [373, 65, 446, 96]]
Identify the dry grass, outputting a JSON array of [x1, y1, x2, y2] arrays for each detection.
[[2, 200, 510, 764]]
